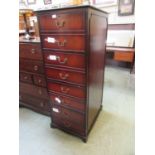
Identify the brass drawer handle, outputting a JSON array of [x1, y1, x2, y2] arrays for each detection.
[[60, 87, 70, 94], [55, 21, 65, 28], [59, 73, 69, 80], [38, 79, 42, 83], [34, 65, 38, 71], [38, 89, 42, 95], [57, 56, 68, 64], [57, 40, 67, 47], [31, 49, 35, 54], [63, 121, 71, 128], [47, 55, 68, 64]]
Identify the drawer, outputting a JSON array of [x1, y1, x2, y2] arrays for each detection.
[[41, 34, 85, 52], [45, 67, 85, 85], [20, 72, 33, 84], [114, 52, 134, 62], [51, 105, 84, 125], [44, 51, 85, 70], [19, 43, 43, 60], [50, 93, 85, 112], [38, 10, 85, 32], [20, 82, 49, 99], [19, 93, 49, 111], [52, 117, 84, 136], [20, 59, 44, 74], [33, 74, 47, 87], [48, 82, 85, 99]]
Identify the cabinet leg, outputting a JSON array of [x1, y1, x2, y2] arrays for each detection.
[[82, 137, 88, 143], [50, 123, 56, 128]]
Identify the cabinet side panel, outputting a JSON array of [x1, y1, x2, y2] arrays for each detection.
[[88, 11, 108, 130]]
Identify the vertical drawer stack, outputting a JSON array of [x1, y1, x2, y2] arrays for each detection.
[[38, 8, 86, 138], [19, 42, 50, 115], [37, 6, 108, 142]]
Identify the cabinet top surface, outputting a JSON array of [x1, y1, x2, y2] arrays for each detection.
[[35, 5, 108, 15], [19, 37, 40, 43]]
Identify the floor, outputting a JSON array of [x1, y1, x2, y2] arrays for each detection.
[[19, 66, 135, 155]]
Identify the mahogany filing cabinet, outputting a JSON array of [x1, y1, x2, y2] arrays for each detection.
[[36, 5, 108, 142]]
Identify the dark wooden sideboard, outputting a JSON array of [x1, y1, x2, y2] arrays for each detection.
[[19, 39, 50, 115], [36, 5, 108, 142]]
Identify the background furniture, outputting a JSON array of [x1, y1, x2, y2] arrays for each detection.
[[36, 5, 108, 142], [19, 9, 40, 38], [19, 41, 50, 115], [106, 23, 135, 71], [19, 9, 50, 115]]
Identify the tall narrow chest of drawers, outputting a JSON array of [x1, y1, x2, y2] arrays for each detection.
[[37, 5, 108, 142], [19, 41, 50, 115]]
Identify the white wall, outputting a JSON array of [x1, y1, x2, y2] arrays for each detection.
[[96, 5, 135, 24], [19, 0, 135, 24], [19, 0, 78, 10]]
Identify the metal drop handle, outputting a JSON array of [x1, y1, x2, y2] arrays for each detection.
[[34, 65, 38, 71], [55, 21, 65, 28], [59, 73, 69, 80], [31, 49, 35, 54], [60, 87, 70, 94], [57, 40, 67, 47], [57, 56, 68, 64]]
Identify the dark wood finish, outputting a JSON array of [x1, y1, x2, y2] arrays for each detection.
[[20, 82, 49, 99], [51, 104, 84, 125], [19, 59, 44, 74], [20, 93, 50, 113], [44, 51, 85, 70], [48, 82, 86, 99], [33, 74, 47, 87], [87, 8, 107, 130], [19, 42, 50, 116], [49, 93, 85, 112], [41, 34, 86, 52], [36, 6, 108, 142], [52, 117, 85, 136], [19, 43, 43, 60], [45, 67, 86, 86], [20, 72, 33, 84], [38, 9, 85, 32]]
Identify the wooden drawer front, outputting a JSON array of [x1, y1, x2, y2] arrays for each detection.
[[19, 93, 49, 111], [45, 67, 85, 85], [48, 82, 85, 99], [38, 11, 85, 32], [44, 51, 85, 70], [33, 75, 46, 87], [114, 52, 134, 62], [20, 82, 49, 99], [52, 117, 84, 136], [41, 34, 85, 52], [50, 93, 85, 112], [52, 105, 84, 125], [20, 59, 44, 74], [20, 72, 32, 84], [19, 43, 43, 60]]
